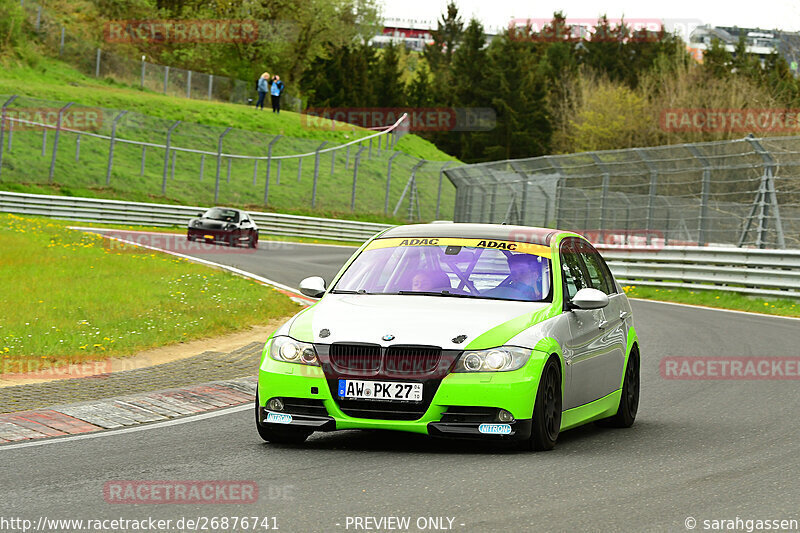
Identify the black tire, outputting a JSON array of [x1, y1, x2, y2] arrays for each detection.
[[248, 231, 258, 249], [596, 346, 640, 428], [255, 392, 311, 444], [528, 356, 562, 451]]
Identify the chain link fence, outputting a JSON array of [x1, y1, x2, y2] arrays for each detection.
[[446, 136, 800, 249], [0, 95, 456, 219], [19, 0, 302, 110]]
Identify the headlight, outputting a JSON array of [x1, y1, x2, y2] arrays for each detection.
[[269, 336, 319, 366], [453, 346, 531, 372]]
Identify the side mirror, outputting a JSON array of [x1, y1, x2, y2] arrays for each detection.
[[299, 276, 326, 298], [570, 288, 609, 310], [197, 212, 204, 217]]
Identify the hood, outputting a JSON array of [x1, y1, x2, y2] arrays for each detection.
[[291, 294, 550, 350], [192, 218, 230, 230]]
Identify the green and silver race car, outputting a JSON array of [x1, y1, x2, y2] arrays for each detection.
[[256, 223, 640, 451]]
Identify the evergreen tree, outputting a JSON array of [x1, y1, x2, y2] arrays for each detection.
[[374, 42, 406, 107], [422, 2, 464, 104]]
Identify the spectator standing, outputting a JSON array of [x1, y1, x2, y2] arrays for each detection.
[[270, 75, 284, 113], [256, 72, 270, 110]]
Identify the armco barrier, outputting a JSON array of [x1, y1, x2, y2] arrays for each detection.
[[598, 245, 800, 299], [0, 191, 390, 242], [1, 191, 797, 299]]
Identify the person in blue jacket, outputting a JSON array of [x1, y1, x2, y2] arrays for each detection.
[[256, 72, 270, 110], [270, 75, 285, 114]]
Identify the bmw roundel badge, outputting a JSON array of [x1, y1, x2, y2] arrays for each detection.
[[382, 334, 395, 341]]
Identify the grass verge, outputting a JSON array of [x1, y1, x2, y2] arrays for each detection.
[[0, 213, 300, 373], [622, 285, 800, 318]]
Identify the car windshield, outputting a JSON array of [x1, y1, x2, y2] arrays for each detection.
[[203, 208, 239, 223], [333, 237, 552, 302]]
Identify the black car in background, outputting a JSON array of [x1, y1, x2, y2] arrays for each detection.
[[187, 207, 259, 248]]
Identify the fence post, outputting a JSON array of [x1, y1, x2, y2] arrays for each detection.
[[436, 161, 454, 219], [141, 58, 146, 88], [384, 152, 401, 215], [163, 66, 169, 95], [394, 161, 424, 216], [214, 127, 232, 203], [95, 48, 101, 77], [75, 135, 80, 160], [161, 120, 180, 194], [296, 156, 302, 182], [35, 6, 41, 30], [740, 135, 785, 249], [59, 27, 65, 56], [140, 145, 146, 176], [104, 109, 128, 185], [50, 102, 75, 183], [311, 141, 328, 208], [588, 153, 611, 242], [263, 135, 282, 206], [368, 138, 373, 159], [351, 146, 367, 211], [345, 145, 350, 170], [208, 75, 213, 100], [186, 70, 192, 98], [277, 160, 281, 184], [635, 148, 659, 246], [685, 144, 711, 247], [0, 95, 19, 181]]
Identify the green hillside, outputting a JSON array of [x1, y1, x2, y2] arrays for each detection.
[[0, 57, 459, 222]]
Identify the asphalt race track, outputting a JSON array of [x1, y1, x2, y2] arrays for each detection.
[[3, 234, 800, 532]]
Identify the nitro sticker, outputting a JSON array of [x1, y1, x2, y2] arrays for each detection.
[[478, 423, 512, 435]]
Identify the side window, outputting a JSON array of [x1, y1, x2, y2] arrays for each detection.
[[559, 239, 590, 301], [578, 242, 616, 295]]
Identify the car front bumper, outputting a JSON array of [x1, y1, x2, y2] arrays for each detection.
[[257, 348, 549, 441]]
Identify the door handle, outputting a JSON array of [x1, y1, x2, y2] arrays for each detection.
[[598, 320, 609, 330]]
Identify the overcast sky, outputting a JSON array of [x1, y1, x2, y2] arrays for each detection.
[[381, 0, 800, 34]]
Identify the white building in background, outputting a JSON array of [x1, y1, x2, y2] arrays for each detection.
[[688, 25, 800, 74]]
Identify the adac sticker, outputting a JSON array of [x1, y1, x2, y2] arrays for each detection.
[[265, 412, 293, 424], [478, 423, 512, 435], [366, 237, 550, 258]]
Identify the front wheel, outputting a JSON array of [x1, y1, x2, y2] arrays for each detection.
[[255, 392, 311, 444], [527, 356, 562, 451], [248, 231, 258, 249], [596, 346, 639, 428]]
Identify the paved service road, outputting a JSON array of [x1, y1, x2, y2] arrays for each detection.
[[3, 234, 800, 532]]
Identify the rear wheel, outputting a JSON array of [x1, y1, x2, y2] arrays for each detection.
[[255, 391, 311, 444], [596, 346, 639, 428], [527, 356, 562, 451]]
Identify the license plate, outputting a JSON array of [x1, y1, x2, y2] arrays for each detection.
[[338, 379, 422, 402], [204, 234, 214, 239]]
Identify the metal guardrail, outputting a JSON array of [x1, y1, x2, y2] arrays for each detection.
[[598, 245, 800, 299], [1, 190, 796, 298], [0, 191, 391, 242]]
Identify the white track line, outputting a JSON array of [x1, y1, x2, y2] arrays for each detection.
[[629, 297, 800, 322], [0, 404, 251, 451]]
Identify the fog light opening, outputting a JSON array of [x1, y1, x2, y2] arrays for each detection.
[[267, 398, 284, 411], [498, 409, 514, 422]]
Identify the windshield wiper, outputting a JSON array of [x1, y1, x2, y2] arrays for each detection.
[[395, 290, 473, 298], [330, 289, 369, 294]]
